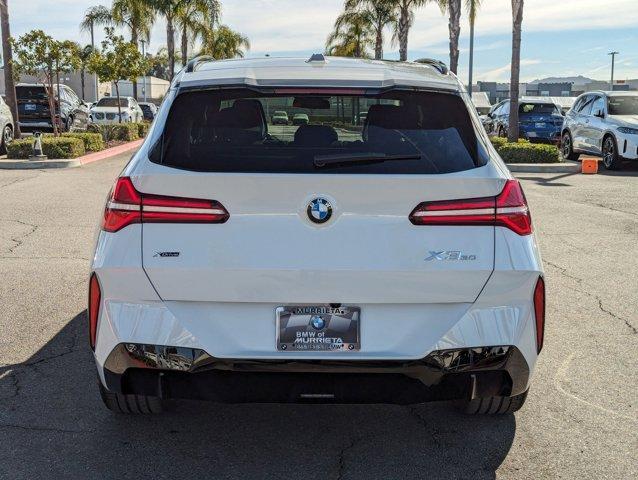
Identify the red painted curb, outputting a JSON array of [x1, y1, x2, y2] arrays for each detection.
[[79, 139, 144, 165]]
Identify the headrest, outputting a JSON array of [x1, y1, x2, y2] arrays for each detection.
[[294, 124, 338, 147], [366, 104, 421, 130]]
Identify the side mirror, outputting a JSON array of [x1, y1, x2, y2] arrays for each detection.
[[593, 109, 605, 118]]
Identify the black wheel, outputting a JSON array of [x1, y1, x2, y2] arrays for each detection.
[[0, 124, 13, 154], [601, 135, 621, 170], [561, 131, 580, 160], [65, 116, 74, 132], [459, 389, 528, 415], [98, 381, 163, 414]]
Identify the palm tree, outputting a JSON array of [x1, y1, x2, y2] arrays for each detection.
[[197, 25, 250, 59], [175, 0, 221, 65], [508, 0, 524, 142], [78, 44, 94, 100], [438, 0, 461, 73], [1, 0, 20, 138], [80, 5, 112, 100], [149, 0, 179, 78], [326, 8, 374, 58], [112, 0, 156, 99], [392, 0, 428, 61], [345, 0, 396, 60], [466, 0, 482, 92], [80, 6, 113, 47]]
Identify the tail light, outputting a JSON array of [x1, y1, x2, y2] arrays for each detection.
[[102, 177, 229, 232], [88, 273, 101, 350], [533, 277, 545, 353], [409, 179, 532, 235]]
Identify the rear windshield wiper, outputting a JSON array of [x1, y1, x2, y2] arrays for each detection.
[[313, 152, 422, 168]]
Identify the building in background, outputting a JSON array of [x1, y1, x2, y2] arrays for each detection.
[[526, 82, 572, 97], [113, 77, 169, 104], [471, 91, 492, 114], [476, 81, 528, 104]]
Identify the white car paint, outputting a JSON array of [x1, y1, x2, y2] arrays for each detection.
[[90, 56, 544, 406], [90, 96, 143, 124]]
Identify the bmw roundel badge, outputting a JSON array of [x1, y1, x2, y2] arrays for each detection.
[[310, 315, 326, 330], [307, 198, 333, 224]]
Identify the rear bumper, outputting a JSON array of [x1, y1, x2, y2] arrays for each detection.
[[100, 343, 529, 404], [19, 121, 54, 132], [519, 127, 561, 142]]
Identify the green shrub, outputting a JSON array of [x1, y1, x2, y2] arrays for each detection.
[[134, 122, 150, 138], [113, 123, 140, 141], [60, 132, 104, 152], [87, 123, 140, 142], [489, 136, 508, 151], [490, 136, 530, 152], [7, 137, 85, 159], [498, 143, 561, 163]]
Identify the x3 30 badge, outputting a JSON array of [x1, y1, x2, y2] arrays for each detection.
[[425, 251, 477, 261]]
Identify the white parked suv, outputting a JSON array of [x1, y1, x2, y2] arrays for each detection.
[[561, 91, 638, 169], [90, 55, 545, 415], [90, 96, 144, 124]]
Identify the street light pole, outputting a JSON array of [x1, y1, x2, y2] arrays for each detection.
[[91, 20, 98, 102], [140, 39, 147, 102], [608, 51, 619, 90]]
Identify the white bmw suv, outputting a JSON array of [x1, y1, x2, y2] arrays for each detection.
[[90, 55, 545, 415], [561, 91, 638, 169]]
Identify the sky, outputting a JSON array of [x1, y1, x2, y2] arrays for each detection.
[[10, 0, 638, 83]]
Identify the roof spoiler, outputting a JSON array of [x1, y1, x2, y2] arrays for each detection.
[[185, 55, 215, 73], [413, 58, 449, 75]]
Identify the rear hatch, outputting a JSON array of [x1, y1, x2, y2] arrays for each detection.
[[136, 88, 503, 304], [16, 85, 53, 123]]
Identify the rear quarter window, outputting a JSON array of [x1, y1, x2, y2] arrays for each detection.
[[150, 89, 489, 174]]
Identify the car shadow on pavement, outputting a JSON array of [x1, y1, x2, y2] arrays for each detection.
[[596, 160, 638, 176], [0, 312, 517, 480]]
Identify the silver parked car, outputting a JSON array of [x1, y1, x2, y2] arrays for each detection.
[[0, 95, 14, 153], [561, 91, 638, 169]]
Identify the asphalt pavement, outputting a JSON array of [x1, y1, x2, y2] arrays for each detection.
[[0, 154, 636, 479]]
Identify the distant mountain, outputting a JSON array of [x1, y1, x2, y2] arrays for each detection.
[[529, 75, 596, 85]]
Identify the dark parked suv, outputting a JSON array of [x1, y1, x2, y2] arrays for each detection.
[[16, 83, 90, 133], [490, 99, 563, 143]]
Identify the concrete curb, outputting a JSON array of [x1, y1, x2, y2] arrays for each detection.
[[507, 161, 580, 174], [0, 139, 144, 170]]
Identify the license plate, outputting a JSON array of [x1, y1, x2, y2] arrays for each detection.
[[535, 122, 545, 128], [276, 305, 360, 352], [25, 104, 36, 111]]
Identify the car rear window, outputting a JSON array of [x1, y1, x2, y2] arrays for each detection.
[[150, 89, 489, 174], [16, 86, 48, 101], [519, 103, 559, 115], [97, 97, 130, 108]]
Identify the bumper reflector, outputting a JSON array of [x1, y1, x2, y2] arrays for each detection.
[[88, 273, 101, 350], [534, 277, 545, 353]]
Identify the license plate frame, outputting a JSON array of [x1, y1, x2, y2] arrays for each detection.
[[276, 305, 360, 352], [24, 103, 37, 111]]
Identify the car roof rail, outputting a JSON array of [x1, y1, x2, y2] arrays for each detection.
[[413, 58, 449, 75], [185, 55, 215, 73]]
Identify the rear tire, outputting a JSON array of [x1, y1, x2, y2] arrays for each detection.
[[98, 381, 163, 414], [460, 389, 529, 415], [561, 131, 580, 160], [602, 135, 621, 170], [0, 124, 13, 154], [65, 115, 74, 133]]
